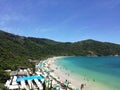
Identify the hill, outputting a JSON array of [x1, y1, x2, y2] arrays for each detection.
[[1, 30, 120, 66], [0, 30, 120, 88]]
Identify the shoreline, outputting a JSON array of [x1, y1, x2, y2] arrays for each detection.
[[46, 56, 112, 90], [48, 56, 92, 90]]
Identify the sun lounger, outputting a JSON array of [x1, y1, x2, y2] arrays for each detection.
[[5, 80, 10, 87], [12, 76, 18, 85], [20, 80, 26, 89], [9, 85, 19, 89], [40, 78, 44, 83], [28, 80, 34, 89], [13, 76, 17, 81], [34, 79, 43, 90], [12, 81, 18, 85]]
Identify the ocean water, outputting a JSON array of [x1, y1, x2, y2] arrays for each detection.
[[56, 56, 120, 90]]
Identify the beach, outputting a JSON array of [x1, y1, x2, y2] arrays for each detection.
[[46, 56, 115, 90], [47, 56, 92, 90]]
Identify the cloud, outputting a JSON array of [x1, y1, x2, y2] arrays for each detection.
[[0, 13, 29, 36], [34, 26, 59, 35], [0, 15, 12, 26], [0, 11, 30, 28], [0, 14, 19, 21], [0, 26, 20, 34], [35, 27, 52, 33], [0, 21, 5, 26], [33, 9, 81, 34], [79, 26, 89, 30]]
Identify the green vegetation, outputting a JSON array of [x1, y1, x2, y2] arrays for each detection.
[[0, 30, 120, 88]]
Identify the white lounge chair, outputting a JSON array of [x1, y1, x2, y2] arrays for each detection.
[[20, 80, 27, 89], [28, 80, 34, 89], [12, 76, 18, 85], [5, 80, 10, 87], [9, 85, 19, 89], [34, 79, 43, 90], [13, 76, 17, 81]]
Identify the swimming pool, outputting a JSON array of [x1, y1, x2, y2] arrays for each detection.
[[16, 75, 43, 82]]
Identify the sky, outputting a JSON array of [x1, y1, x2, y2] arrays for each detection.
[[0, 0, 120, 44]]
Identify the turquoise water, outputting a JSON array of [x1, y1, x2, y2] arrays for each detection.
[[56, 56, 120, 90]]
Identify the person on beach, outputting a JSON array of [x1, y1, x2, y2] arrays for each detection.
[[80, 84, 84, 90]]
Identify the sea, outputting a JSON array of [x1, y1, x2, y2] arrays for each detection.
[[55, 56, 120, 90]]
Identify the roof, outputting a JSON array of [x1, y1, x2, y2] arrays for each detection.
[[17, 71, 27, 76], [10, 71, 17, 76]]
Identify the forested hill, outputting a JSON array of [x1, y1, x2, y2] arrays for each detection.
[[1, 30, 120, 62]]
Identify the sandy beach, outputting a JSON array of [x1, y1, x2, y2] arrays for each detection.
[[46, 56, 111, 90]]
